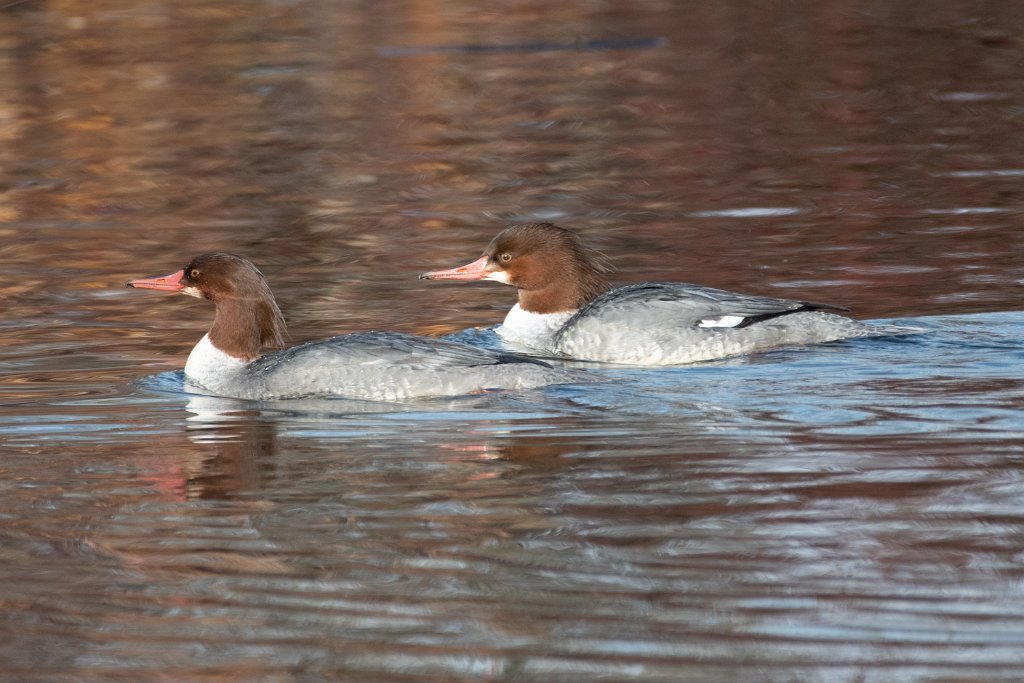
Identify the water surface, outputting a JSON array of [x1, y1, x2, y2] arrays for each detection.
[[2, 1, 1024, 681]]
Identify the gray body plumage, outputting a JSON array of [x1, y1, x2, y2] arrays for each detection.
[[550, 282, 878, 364], [204, 331, 582, 401]]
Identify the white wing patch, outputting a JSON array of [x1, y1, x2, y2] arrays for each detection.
[[698, 315, 747, 329]]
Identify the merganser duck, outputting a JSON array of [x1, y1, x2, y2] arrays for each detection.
[[421, 222, 881, 365], [127, 252, 582, 401]]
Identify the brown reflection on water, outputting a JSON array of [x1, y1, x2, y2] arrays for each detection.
[[0, 1, 1020, 344]]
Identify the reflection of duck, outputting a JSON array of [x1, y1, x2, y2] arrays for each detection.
[[423, 223, 882, 365], [179, 392, 575, 499], [127, 253, 585, 401], [178, 396, 279, 501]]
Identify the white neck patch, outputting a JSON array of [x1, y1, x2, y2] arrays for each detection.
[[184, 333, 248, 392], [496, 304, 574, 351]]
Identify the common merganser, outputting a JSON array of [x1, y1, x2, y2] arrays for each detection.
[[421, 222, 885, 365], [127, 252, 583, 400]]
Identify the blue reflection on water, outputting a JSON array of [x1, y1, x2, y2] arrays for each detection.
[[3, 312, 1020, 445], [120, 311, 1024, 442]]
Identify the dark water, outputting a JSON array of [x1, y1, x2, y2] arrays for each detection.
[[2, 1, 1024, 681]]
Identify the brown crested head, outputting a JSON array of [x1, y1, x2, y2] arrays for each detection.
[[484, 223, 610, 313], [180, 253, 287, 360]]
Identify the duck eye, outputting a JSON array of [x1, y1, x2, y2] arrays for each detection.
[[189, 268, 200, 279], [498, 253, 512, 264]]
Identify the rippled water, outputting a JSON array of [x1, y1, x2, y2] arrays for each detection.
[[2, 1, 1024, 681]]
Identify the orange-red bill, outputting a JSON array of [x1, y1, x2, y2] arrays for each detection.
[[127, 269, 185, 292], [419, 255, 489, 281]]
